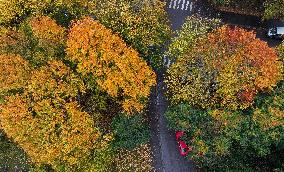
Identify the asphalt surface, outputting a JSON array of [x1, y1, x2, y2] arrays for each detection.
[[149, 1, 282, 172], [149, 1, 197, 172]]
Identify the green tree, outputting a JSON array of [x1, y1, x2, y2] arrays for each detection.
[[166, 14, 221, 60], [111, 113, 150, 150], [264, 0, 284, 20]]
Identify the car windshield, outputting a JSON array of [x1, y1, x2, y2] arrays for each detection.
[[181, 147, 187, 153], [270, 27, 277, 35]]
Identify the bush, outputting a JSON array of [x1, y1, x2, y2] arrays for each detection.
[[111, 113, 150, 150]]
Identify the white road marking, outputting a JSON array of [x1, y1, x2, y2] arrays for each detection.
[[168, 0, 193, 11], [168, 0, 173, 8], [173, 0, 178, 9], [185, 1, 190, 10], [181, 0, 186, 10], [177, 0, 182, 9], [189, 1, 193, 11]]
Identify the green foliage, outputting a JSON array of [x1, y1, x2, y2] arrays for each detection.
[[211, 0, 232, 5], [0, 16, 66, 67], [166, 22, 283, 170], [263, 0, 284, 20], [165, 80, 284, 170], [0, 0, 96, 26], [166, 15, 221, 60], [111, 113, 150, 150], [0, 0, 171, 67], [0, 131, 30, 172], [93, 0, 172, 67], [74, 141, 115, 172]]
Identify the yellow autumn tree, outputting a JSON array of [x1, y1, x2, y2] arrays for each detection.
[[0, 54, 30, 95], [0, 16, 66, 67], [93, 0, 172, 66], [0, 15, 157, 171], [66, 17, 156, 114], [0, 59, 112, 171], [0, 0, 96, 25]]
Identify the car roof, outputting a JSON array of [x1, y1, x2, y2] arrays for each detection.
[[276, 27, 284, 34]]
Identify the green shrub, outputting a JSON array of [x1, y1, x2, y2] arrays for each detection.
[[263, 0, 284, 20], [111, 113, 150, 150], [0, 131, 30, 172], [165, 80, 284, 170]]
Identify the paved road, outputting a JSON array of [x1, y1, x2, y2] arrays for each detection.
[[149, 1, 197, 172], [149, 69, 196, 172]]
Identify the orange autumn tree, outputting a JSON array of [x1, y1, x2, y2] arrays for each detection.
[[66, 17, 156, 114], [166, 25, 283, 110]]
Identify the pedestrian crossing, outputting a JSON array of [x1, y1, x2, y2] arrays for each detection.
[[168, 0, 193, 11]]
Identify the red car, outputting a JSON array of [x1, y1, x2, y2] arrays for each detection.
[[175, 131, 192, 156]]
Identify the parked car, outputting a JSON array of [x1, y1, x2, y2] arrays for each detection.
[[175, 131, 192, 156], [267, 27, 284, 39]]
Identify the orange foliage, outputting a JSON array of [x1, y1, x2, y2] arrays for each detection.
[[166, 26, 282, 110], [206, 26, 282, 91], [29, 16, 65, 46], [66, 17, 156, 114], [0, 54, 30, 94]]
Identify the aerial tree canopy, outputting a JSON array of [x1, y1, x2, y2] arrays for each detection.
[[166, 26, 282, 110], [66, 17, 156, 114], [0, 15, 156, 170]]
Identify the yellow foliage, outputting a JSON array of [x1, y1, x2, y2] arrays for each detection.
[[93, 0, 171, 56], [0, 95, 100, 170], [66, 17, 156, 114], [114, 143, 153, 172], [0, 54, 30, 94], [0, 0, 96, 24], [26, 60, 85, 102]]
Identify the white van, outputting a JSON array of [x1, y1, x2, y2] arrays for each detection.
[[267, 27, 284, 39]]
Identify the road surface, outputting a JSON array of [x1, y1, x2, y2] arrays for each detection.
[[149, 0, 197, 172]]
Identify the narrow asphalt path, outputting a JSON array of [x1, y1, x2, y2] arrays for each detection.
[[149, 0, 197, 171], [149, 69, 196, 172]]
